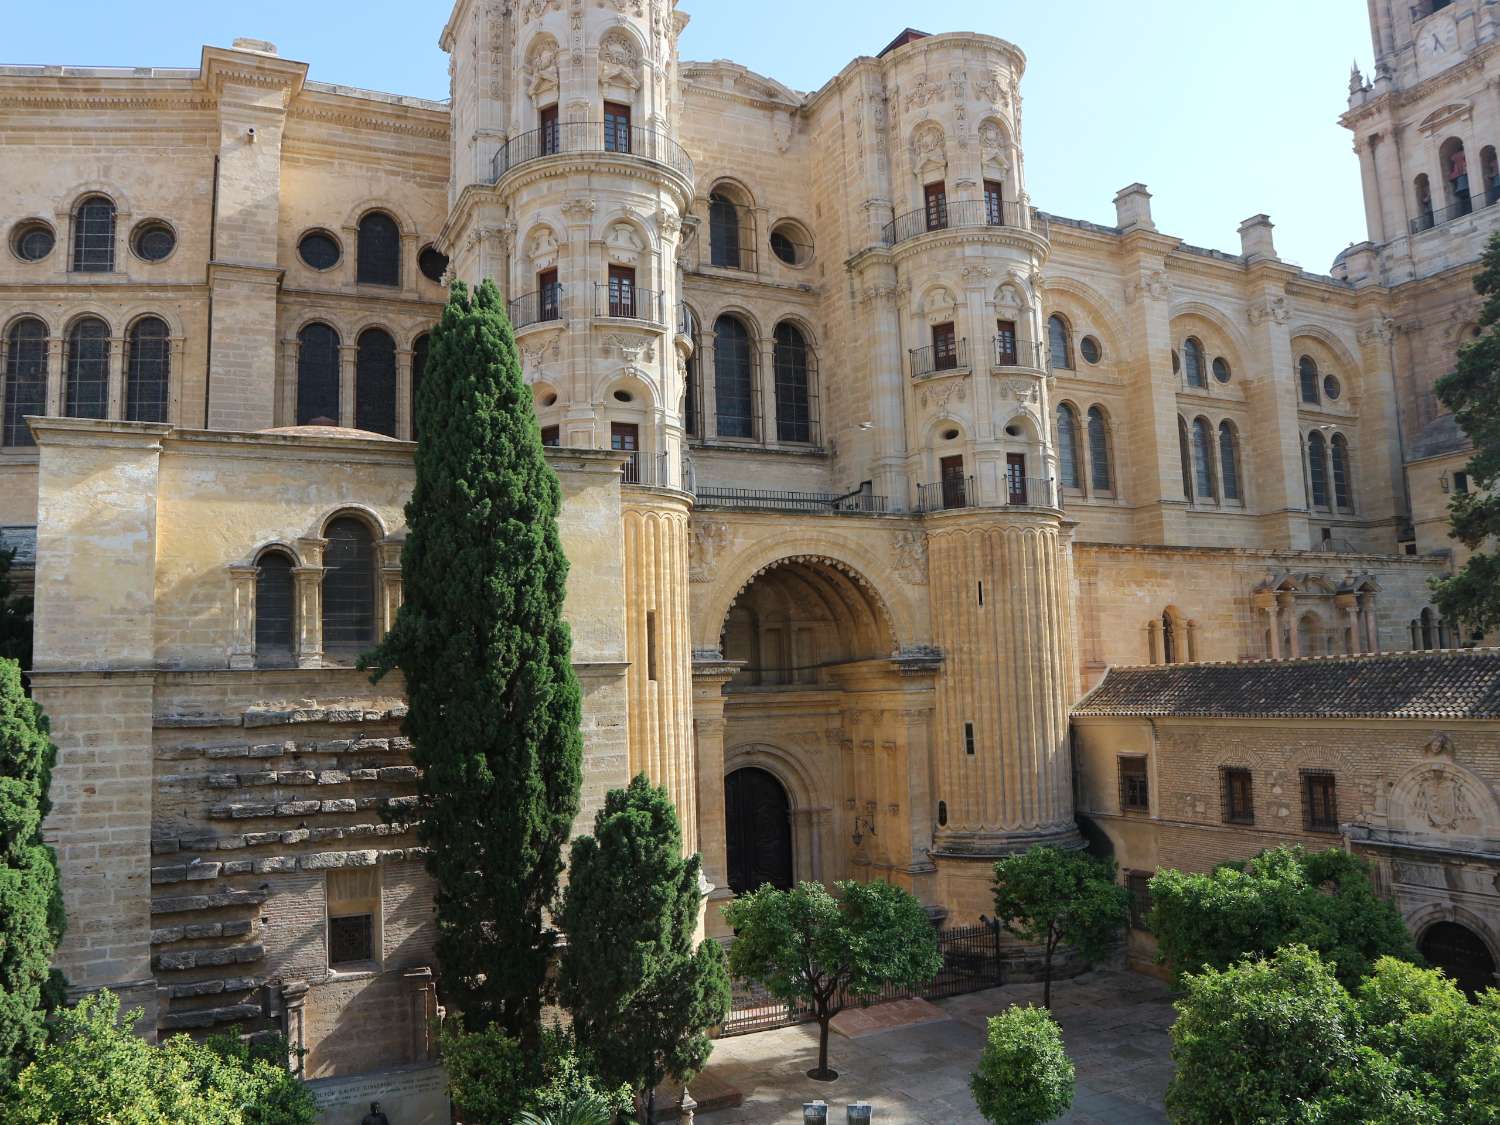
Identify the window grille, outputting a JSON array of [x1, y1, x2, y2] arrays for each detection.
[[64, 318, 109, 419], [1302, 772, 1338, 833], [1308, 431, 1330, 509], [1126, 872, 1153, 931], [1183, 338, 1206, 387], [296, 323, 341, 426], [410, 333, 430, 441], [323, 518, 377, 650], [1057, 404, 1082, 489], [1219, 422, 1241, 500], [1222, 768, 1254, 825], [255, 551, 296, 666], [355, 329, 397, 437], [1331, 435, 1352, 509], [709, 193, 743, 269], [1118, 756, 1149, 812], [964, 722, 976, 756], [1088, 407, 1112, 491], [1192, 417, 1216, 500], [714, 315, 755, 438], [328, 914, 373, 966], [1048, 315, 1072, 370], [125, 317, 170, 423], [1299, 356, 1320, 404], [71, 196, 115, 272], [773, 323, 812, 443], [3, 319, 47, 447], [356, 212, 401, 287]]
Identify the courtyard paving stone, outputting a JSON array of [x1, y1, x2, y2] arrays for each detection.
[[695, 970, 1176, 1125]]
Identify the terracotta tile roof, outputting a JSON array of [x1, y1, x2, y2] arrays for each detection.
[[1072, 649, 1500, 720]]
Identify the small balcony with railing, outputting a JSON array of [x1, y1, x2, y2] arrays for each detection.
[[594, 283, 665, 325], [915, 475, 1060, 514], [509, 284, 565, 331], [489, 122, 694, 185], [992, 333, 1049, 372], [910, 338, 970, 379], [692, 484, 888, 515], [881, 198, 1046, 248], [1410, 184, 1500, 234]]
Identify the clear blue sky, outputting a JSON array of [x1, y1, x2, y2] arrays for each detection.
[[7, 1, 1374, 272]]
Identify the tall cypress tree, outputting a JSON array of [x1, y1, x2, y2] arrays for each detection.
[[1433, 230, 1500, 634], [0, 658, 65, 1087], [366, 279, 583, 1042]]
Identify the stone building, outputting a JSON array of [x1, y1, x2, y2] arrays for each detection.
[[1, 0, 1498, 1098]]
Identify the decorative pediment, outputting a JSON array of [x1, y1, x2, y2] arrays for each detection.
[[599, 31, 642, 93], [527, 227, 560, 270], [1417, 101, 1473, 135], [911, 122, 947, 177], [525, 35, 561, 101], [604, 221, 645, 264]]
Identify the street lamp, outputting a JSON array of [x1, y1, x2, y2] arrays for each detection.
[[851, 814, 877, 847]]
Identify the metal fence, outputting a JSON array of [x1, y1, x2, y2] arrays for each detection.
[[719, 924, 1004, 1038], [491, 122, 694, 182], [695, 486, 887, 514]]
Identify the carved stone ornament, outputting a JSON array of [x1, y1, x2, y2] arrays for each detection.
[[979, 120, 1007, 169], [1125, 270, 1169, 305], [560, 195, 598, 220], [606, 334, 655, 363], [975, 70, 1007, 107], [523, 0, 562, 21], [689, 519, 731, 583], [1357, 318, 1397, 346], [528, 227, 560, 269], [1002, 378, 1040, 404], [599, 30, 642, 92], [1423, 731, 1455, 758], [1413, 768, 1478, 833], [904, 78, 945, 113], [911, 122, 946, 173], [1248, 296, 1291, 326], [526, 35, 561, 99], [892, 530, 930, 586]]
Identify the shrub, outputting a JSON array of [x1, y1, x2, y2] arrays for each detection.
[[441, 1021, 630, 1123], [970, 1005, 1074, 1125]]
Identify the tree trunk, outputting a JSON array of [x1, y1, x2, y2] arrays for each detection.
[[1043, 935, 1055, 1009], [816, 1016, 832, 1078], [646, 1086, 657, 1125]]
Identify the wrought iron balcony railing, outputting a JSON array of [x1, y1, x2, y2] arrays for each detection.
[[916, 475, 1061, 513], [910, 338, 969, 378], [490, 122, 695, 183], [1410, 185, 1500, 234], [694, 486, 888, 514], [594, 283, 665, 324], [994, 335, 1049, 371], [509, 285, 564, 330], [882, 197, 1037, 247]]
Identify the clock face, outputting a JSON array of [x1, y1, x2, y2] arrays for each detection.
[[1418, 15, 1459, 74]]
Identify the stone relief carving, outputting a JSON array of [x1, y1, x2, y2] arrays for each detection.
[[1125, 269, 1169, 304], [1424, 731, 1456, 758], [1413, 768, 1479, 833], [689, 519, 731, 583], [1357, 318, 1397, 345], [528, 227, 560, 269], [892, 530, 929, 586], [1001, 379, 1040, 404], [523, 0, 562, 20], [918, 381, 968, 412], [904, 77, 945, 112], [601, 0, 645, 14], [979, 120, 1007, 171], [911, 122, 946, 173], [560, 195, 597, 220], [975, 70, 1007, 107], [525, 35, 561, 100], [605, 334, 655, 363], [605, 221, 644, 263], [599, 30, 642, 91], [1248, 296, 1291, 326]]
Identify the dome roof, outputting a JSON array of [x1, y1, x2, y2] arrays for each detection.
[[258, 424, 402, 442]]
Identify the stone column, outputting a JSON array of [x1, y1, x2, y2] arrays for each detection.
[[1255, 592, 1280, 658], [756, 333, 776, 445], [106, 335, 125, 420], [1279, 591, 1300, 657], [1336, 593, 1361, 654], [1360, 592, 1381, 653], [226, 563, 258, 669], [395, 346, 414, 441], [693, 659, 737, 938], [338, 342, 358, 429], [294, 535, 326, 669], [1242, 261, 1312, 549], [280, 980, 309, 1077], [279, 338, 299, 426], [379, 538, 404, 638], [45, 336, 63, 417], [856, 269, 910, 508]]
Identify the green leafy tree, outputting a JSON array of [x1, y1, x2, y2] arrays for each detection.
[[1166, 946, 1500, 1125], [725, 880, 941, 1081], [0, 658, 64, 1088], [970, 1005, 1075, 1125], [439, 1022, 631, 1124], [6, 991, 316, 1124], [1432, 228, 1500, 635], [1148, 846, 1417, 988], [517, 1096, 615, 1125], [989, 846, 1129, 1008], [560, 774, 731, 1124], [365, 279, 583, 1043], [0, 547, 32, 673]]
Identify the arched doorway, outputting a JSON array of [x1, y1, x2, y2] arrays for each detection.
[[725, 767, 793, 894], [1420, 921, 1497, 998]]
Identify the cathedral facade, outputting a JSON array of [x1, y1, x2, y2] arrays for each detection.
[[4, 0, 1500, 1094]]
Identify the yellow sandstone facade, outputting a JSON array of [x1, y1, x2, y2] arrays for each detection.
[[2, 0, 1499, 1093]]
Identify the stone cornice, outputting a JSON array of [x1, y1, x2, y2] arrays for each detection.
[[493, 151, 694, 207], [0, 89, 214, 112], [199, 46, 308, 103], [1341, 43, 1498, 130], [890, 226, 1048, 267], [288, 94, 450, 142], [30, 417, 172, 449]]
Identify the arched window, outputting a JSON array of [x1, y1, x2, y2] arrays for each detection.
[[1299, 355, 1320, 404], [1414, 173, 1435, 231], [356, 211, 401, 287], [1087, 406, 1112, 492], [125, 316, 170, 423], [410, 333, 430, 441], [64, 317, 109, 419], [1298, 613, 1327, 656], [1440, 137, 1471, 216], [1218, 420, 1241, 501], [1331, 433, 1352, 509], [3, 318, 47, 447], [1047, 314, 1073, 370], [296, 323, 341, 426], [323, 517, 378, 651], [1177, 416, 1193, 500], [1483, 146, 1500, 206], [1056, 403, 1083, 489], [1307, 430, 1330, 508], [1420, 607, 1436, 651], [1192, 417, 1217, 500], [709, 192, 744, 270], [1183, 338, 1206, 388], [714, 315, 755, 439], [773, 322, 812, 443], [355, 328, 397, 437], [71, 196, 116, 272], [255, 550, 296, 667]]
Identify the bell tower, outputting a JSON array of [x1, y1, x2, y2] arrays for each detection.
[[438, 0, 701, 851]]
